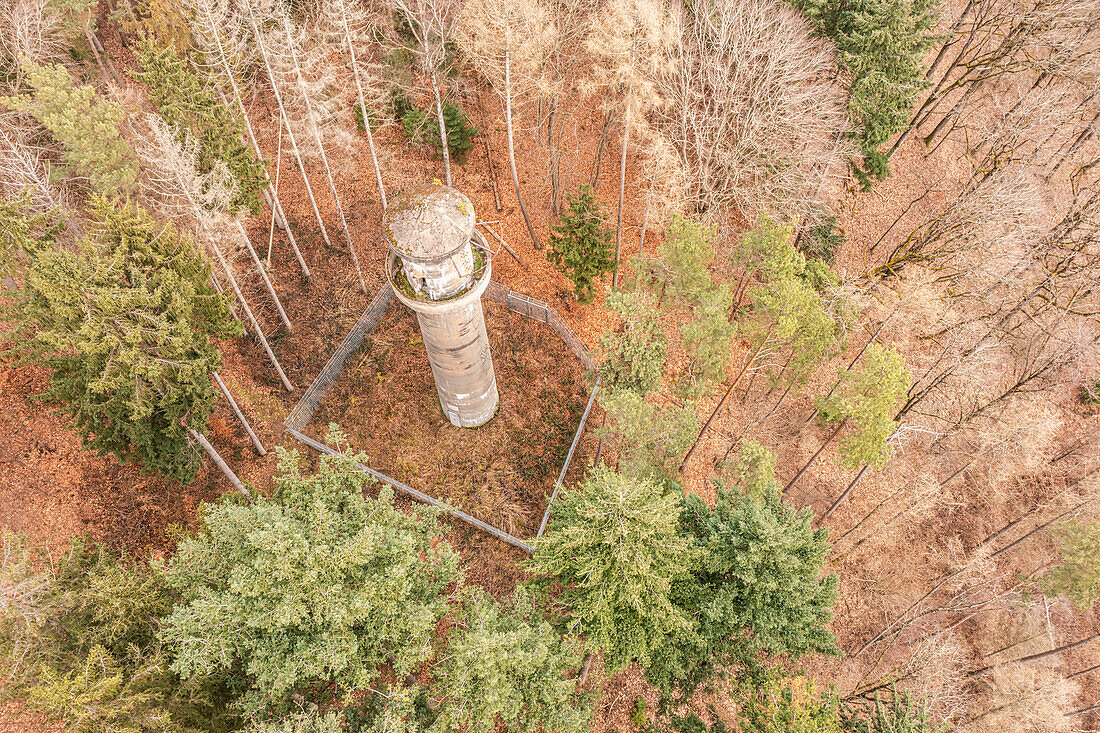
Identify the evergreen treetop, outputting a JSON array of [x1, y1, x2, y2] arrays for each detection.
[[817, 343, 910, 469], [159, 438, 461, 712], [3, 59, 138, 195], [134, 41, 268, 214], [677, 482, 840, 661], [525, 465, 699, 672], [436, 587, 590, 733], [14, 197, 240, 482], [598, 289, 668, 397], [789, 0, 939, 186], [547, 184, 615, 304]]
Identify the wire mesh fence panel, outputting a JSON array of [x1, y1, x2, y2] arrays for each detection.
[[284, 284, 395, 431], [484, 281, 594, 368]]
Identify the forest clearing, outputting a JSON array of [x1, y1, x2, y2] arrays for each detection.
[[0, 0, 1098, 730]]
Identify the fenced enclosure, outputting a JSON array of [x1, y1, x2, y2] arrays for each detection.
[[283, 279, 600, 552]]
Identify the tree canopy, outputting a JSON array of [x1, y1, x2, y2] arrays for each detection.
[[14, 197, 240, 482], [160, 438, 461, 711], [525, 465, 698, 672]]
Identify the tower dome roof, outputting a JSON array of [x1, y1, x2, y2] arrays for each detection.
[[383, 183, 476, 263]]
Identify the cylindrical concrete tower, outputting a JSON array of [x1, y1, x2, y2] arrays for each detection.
[[385, 184, 499, 428]]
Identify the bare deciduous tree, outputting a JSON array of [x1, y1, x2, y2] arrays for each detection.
[[653, 0, 852, 233], [455, 0, 556, 250]]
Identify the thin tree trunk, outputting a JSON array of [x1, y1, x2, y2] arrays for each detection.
[[967, 634, 1100, 678], [234, 219, 292, 332], [212, 371, 266, 455], [613, 43, 636, 289], [208, 238, 294, 392], [548, 96, 561, 214], [426, 43, 452, 186], [187, 427, 248, 495], [279, 14, 368, 294], [784, 419, 848, 493], [578, 653, 593, 688], [197, 7, 310, 278], [681, 342, 762, 468], [504, 37, 541, 250], [822, 464, 870, 521], [612, 101, 631, 288], [1052, 110, 1100, 173], [591, 111, 612, 188], [246, 4, 335, 257], [337, 0, 387, 210]]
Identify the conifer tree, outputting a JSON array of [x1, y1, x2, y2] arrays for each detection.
[[160, 435, 461, 711], [790, 0, 938, 185], [525, 465, 698, 672], [597, 289, 667, 397], [1042, 522, 1100, 609], [436, 588, 589, 733], [13, 197, 240, 483], [0, 192, 62, 276], [816, 343, 910, 469], [133, 41, 268, 215], [652, 460, 839, 691], [680, 283, 737, 390], [3, 60, 138, 195], [547, 184, 615, 304], [598, 389, 697, 485]]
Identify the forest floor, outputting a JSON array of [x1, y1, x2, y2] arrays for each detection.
[[3, 3, 1100, 730]]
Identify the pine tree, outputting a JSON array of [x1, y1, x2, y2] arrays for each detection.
[[436, 588, 590, 733], [159, 434, 461, 712], [816, 343, 910, 469], [3, 60, 138, 195], [547, 184, 615, 304], [653, 215, 717, 305], [1042, 522, 1100, 609], [597, 289, 667, 397], [654, 467, 839, 691], [525, 465, 698, 672], [680, 283, 737, 390], [598, 389, 697, 485], [740, 674, 845, 733], [14, 197, 240, 483], [789, 0, 938, 185], [134, 41, 268, 215]]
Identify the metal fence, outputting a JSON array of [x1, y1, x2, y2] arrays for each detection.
[[484, 281, 595, 370], [283, 277, 599, 551], [283, 284, 395, 432]]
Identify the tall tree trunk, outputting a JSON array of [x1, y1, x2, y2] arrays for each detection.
[[245, 4, 335, 257], [212, 371, 266, 455], [638, 188, 651, 258], [822, 464, 870, 521], [547, 96, 561, 214], [234, 219, 293, 332], [681, 341, 764, 468], [591, 111, 612, 188], [337, 0, 387, 210], [279, 14, 368, 294], [784, 419, 848, 493], [194, 3, 310, 278], [504, 37, 541, 250], [424, 35, 452, 186], [187, 427, 248, 495], [612, 91, 632, 289], [207, 236, 294, 392]]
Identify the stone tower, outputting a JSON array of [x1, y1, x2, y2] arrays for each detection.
[[384, 184, 499, 428]]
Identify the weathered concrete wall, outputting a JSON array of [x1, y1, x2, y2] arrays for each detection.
[[388, 244, 499, 428]]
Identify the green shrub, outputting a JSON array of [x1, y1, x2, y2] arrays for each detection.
[[401, 101, 477, 164], [547, 184, 615, 304]]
